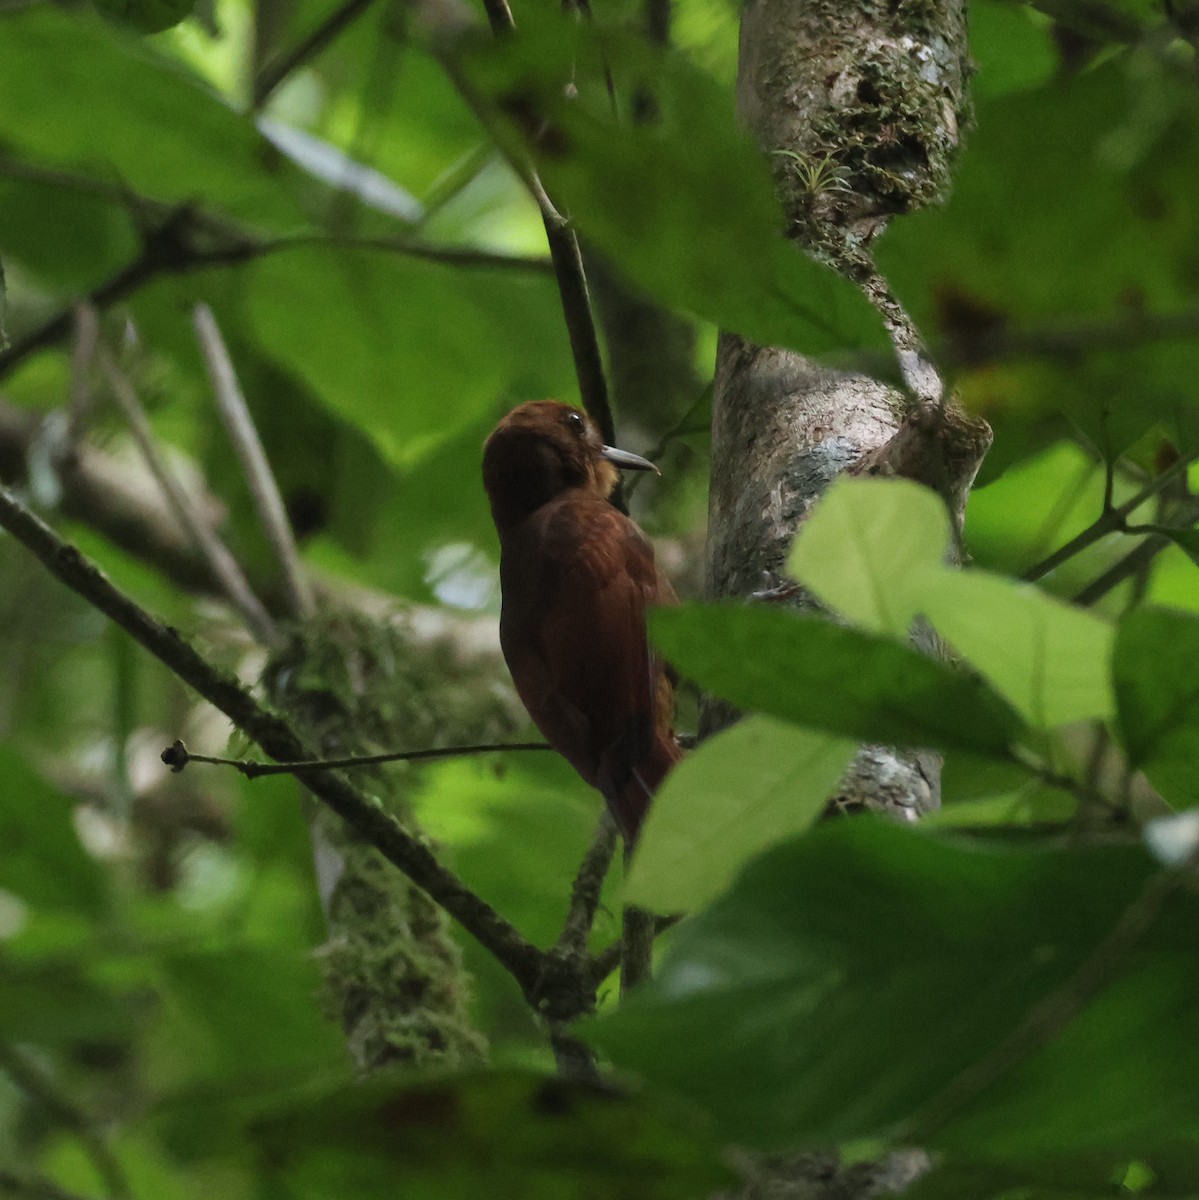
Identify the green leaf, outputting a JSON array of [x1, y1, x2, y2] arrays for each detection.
[[1113, 606, 1199, 806], [0, 750, 105, 912], [465, 24, 891, 362], [589, 821, 1199, 1158], [787, 477, 951, 637], [245, 247, 572, 467], [917, 571, 1115, 729], [626, 716, 856, 914], [0, 8, 307, 226], [650, 604, 1025, 757], [92, 0, 194, 34], [1157, 526, 1199, 566]]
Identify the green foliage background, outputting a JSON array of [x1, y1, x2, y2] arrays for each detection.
[[2, 0, 1199, 1196]]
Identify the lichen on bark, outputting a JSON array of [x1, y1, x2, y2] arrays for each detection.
[[706, 4, 989, 823], [265, 609, 520, 1073]]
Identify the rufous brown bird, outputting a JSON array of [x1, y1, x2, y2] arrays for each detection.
[[483, 401, 682, 843]]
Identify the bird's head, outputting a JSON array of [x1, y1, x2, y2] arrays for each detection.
[[482, 400, 656, 529]]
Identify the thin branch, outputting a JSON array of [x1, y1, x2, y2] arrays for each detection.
[[67, 304, 99, 445], [434, 12, 618, 446], [191, 304, 314, 619], [163, 737, 552, 778], [0, 189, 549, 386], [1023, 450, 1199, 582], [0, 483, 545, 992], [620, 904, 656, 994], [95, 343, 283, 649], [254, 0, 380, 109], [590, 912, 680, 984], [556, 814, 618, 955], [1072, 497, 1199, 606], [0, 1044, 130, 1200]]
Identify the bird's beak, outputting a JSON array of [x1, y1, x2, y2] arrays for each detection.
[[601, 445, 660, 474]]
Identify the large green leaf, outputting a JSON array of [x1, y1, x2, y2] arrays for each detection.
[[1113, 606, 1199, 807], [245, 247, 572, 466], [626, 716, 856, 914], [590, 820, 1199, 1158], [464, 23, 890, 361], [0, 8, 306, 225], [650, 604, 1025, 756], [919, 572, 1114, 729], [787, 477, 952, 637]]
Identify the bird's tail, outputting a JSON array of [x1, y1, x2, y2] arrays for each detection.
[[606, 735, 683, 846]]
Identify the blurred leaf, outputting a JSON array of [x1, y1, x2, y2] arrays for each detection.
[[970, 0, 1058, 100], [650, 604, 1026, 756], [1156, 525, 1199, 566], [787, 477, 952, 637], [245, 247, 571, 466], [0, 751, 105, 912], [251, 1069, 731, 1199], [465, 24, 891, 362], [877, 58, 1199, 473], [1023, 0, 1157, 41], [627, 716, 855, 914], [0, 964, 132, 1044], [1113, 606, 1199, 806], [918, 571, 1115, 729], [589, 821, 1199, 1158], [93, 0, 195, 34], [0, 7, 307, 225], [155, 947, 345, 1084]]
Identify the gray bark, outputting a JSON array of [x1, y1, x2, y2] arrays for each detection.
[[705, 0, 990, 828], [709, 6, 991, 1191]]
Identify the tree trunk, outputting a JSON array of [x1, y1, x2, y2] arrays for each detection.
[[705, 0, 989, 824]]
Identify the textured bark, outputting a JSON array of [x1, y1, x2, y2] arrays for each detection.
[[708, 3, 986, 1197], [266, 611, 520, 1073], [705, 0, 989, 825]]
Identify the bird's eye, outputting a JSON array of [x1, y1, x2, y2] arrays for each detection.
[[566, 411, 586, 436]]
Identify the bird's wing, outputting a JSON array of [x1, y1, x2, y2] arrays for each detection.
[[499, 496, 668, 799]]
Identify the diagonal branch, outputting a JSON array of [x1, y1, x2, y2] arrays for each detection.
[[556, 813, 618, 956], [254, 0, 380, 110], [1023, 449, 1199, 583], [95, 342, 283, 648], [191, 303, 314, 620], [0, 483, 546, 994], [439, 5, 617, 445], [0, 1044, 131, 1200]]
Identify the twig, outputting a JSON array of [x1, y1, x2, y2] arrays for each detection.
[[0, 188, 549, 386], [590, 912, 681, 984], [556, 814, 618, 955], [437, 7, 617, 446], [254, 0, 379, 109], [162, 737, 551, 777], [620, 904, 656, 994], [1023, 450, 1199, 582], [0, 1044, 130, 1200], [0, 1169, 98, 1200], [67, 304, 100, 445], [1071, 498, 1199, 606], [191, 304, 314, 619], [0, 483, 545, 992], [95, 343, 283, 649]]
